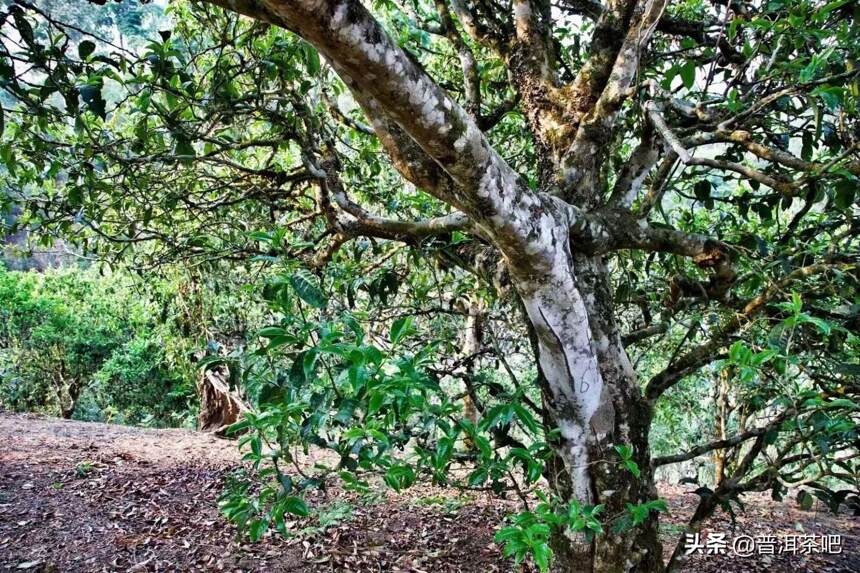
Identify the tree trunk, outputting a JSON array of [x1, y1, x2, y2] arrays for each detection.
[[55, 373, 80, 420], [460, 298, 482, 450], [463, 300, 482, 420], [510, 241, 663, 572], [197, 362, 249, 436], [712, 368, 731, 487], [60, 393, 77, 419]]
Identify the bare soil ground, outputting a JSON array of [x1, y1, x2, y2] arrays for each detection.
[[0, 412, 856, 572]]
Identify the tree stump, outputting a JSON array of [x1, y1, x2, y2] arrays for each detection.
[[196, 362, 249, 437]]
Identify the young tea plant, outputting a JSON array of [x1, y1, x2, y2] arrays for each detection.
[[495, 493, 604, 572]]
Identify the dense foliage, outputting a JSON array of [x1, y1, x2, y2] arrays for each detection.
[[1, 0, 859, 571], [0, 263, 198, 425]]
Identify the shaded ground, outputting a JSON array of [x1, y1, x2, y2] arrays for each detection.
[[0, 412, 856, 572]]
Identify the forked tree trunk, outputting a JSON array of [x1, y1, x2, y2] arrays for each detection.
[[121, 0, 676, 568], [511, 240, 663, 573]]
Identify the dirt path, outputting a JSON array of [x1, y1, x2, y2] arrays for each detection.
[[0, 412, 856, 572]]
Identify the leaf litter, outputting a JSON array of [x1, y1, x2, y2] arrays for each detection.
[[0, 412, 856, 572]]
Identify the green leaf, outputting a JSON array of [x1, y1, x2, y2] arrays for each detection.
[[265, 335, 296, 352], [824, 398, 858, 410], [225, 418, 251, 436], [467, 467, 488, 487], [257, 326, 286, 338], [78, 40, 96, 59], [512, 403, 539, 435], [797, 490, 814, 511], [494, 526, 522, 543], [680, 61, 696, 89], [532, 542, 552, 572], [389, 315, 415, 344], [367, 392, 384, 416], [834, 179, 856, 210], [78, 82, 106, 119], [645, 499, 668, 513], [302, 348, 319, 381], [173, 134, 195, 159], [811, 85, 844, 110], [614, 444, 633, 460], [334, 397, 358, 423], [248, 231, 274, 243], [384, 463, 416, 491], [246, 435, 262, 461], [819, 0, 854, 16], [694, 180, 711, 201], [248, 518, 268, 541], [626, 499, 667, 526], [302, 42, 321, 76], [729, 341, 750, 364], [282, 495, 309, 517], [289, 269, 326, 308], [623, 459, 641, 478]]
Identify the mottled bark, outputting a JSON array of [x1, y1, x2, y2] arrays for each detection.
[[53, 362, 80, 420], [463, 299, 483, 422], [509, 223, 662, 572], [461, 298, 483, 449]]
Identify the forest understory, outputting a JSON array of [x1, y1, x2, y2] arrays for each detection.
[[0, 412, 856, 573]]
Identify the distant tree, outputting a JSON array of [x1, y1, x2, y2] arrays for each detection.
[[1, 1, 858, 571], [0, 265, 195, 424], [0, 267, 124, 417]]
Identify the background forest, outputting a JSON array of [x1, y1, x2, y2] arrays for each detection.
[[0, 0, 858, 572]]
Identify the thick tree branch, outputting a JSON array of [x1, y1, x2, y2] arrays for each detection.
[[499, 0, 583, 167], [513, 0, 556, 85], [561, 0, 668, 205], [308, 144, 474, 244], [572, 210, 731, 263], [318, 165, 474, 242], [685, 129, 860, 178], [564, 0, 638, 121], [608, 125, 662, 208], [621, 322, 668, 346], [637, 151, 678, 216], [559, 0, 720, 44], [206, 1, 522, 212], [342, 85, 462, 204], [449, 0, 512, 54]]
